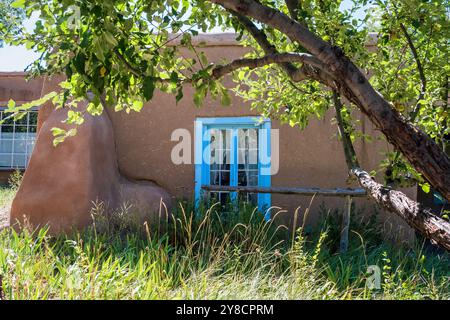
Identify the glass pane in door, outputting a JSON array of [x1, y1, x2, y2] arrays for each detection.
[[209, 128, 232, 205], [237, 128, 258, 205]]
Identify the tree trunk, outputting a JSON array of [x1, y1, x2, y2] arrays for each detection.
[[333, 92, 450, 251], [212, 0, 450, 203], [352, 168, 450, 251]]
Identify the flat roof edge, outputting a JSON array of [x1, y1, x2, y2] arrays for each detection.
[[167, 32, 243, 47], [168, 32, 379, 47], [0, 71, 28, 76]]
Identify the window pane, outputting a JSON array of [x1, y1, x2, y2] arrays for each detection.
[[0, 109, 38, 169], [12, 154, 26, 168], [15, 114, 28, 125], [248, 193, 258, 204], [211, 170, 230, 186], [239, 150, 258, 165], [14, 130, 28, 140], [26, 139, 35, 150], [29, 112, 38, 125], [208, 128, 232, 205], [237, 128, 259, 205], [210, 129, 231, 166], [1, 115, 14, 125], [237, 171, 257, 186], [1, 126, 13, 133], [238, 163, 258, 171], [0, 140, 12, 153], [0, 155, 11, 167], [248, 173, 258, 186], [237, 171, 247, 186], [13, 140, 27, 153]]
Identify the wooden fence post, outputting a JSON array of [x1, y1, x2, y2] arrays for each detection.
[[340, 196, 352, 253]]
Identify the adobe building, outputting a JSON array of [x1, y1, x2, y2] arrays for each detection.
[[0, 33, 423, 239]]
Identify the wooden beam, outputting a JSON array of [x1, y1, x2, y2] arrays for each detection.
[[340, 196, 352, 253], [201, 185, 367, 197]]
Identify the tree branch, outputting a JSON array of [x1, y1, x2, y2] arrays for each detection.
[[333, 91, 360, 170], [333, 94, 450, 252], [285, 0, 300, 21], [211, 52, 325, 79], [400, 23, 427, 121], [114, 49, 171, 84], [228, 10, 306, 81]]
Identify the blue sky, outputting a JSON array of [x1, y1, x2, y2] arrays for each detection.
[[0, 0, 368, 72]]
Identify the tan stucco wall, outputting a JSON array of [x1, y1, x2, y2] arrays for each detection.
[[0, 72, 44, 104], [103, 37, 415, 238]]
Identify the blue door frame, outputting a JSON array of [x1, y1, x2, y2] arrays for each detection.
[[194, 117, 271, 219]]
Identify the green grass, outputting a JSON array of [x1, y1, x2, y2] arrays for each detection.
[[0, 192, 449, 300], [0, 187, 16, 207]]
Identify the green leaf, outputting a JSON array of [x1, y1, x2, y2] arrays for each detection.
[[193, 87, 206, 107], [52, 136, 66, 147], [51, 127, 77, 146], [66, 128, 77, 137], [66, 110, 84, 125], [412, 19, 421, 29], [7, 99, 15, 109], [11, 0, 25, 8], [131, 100, 144, 112], [51, 127, 67, 147], [51, 127, 65, 136], [103, 31, 118, 47], [421, 183, 431, 194], [170, 71, 179, 84], [199, 51, 208, 66], [87, 102, 103, 116], [93, 37, 105, 62], [237, 70, 246, 81], [74, 53, 86, 74], [175, 86, 184, 103], [142, 76, 155, 101], [220, 88, 231, 106]]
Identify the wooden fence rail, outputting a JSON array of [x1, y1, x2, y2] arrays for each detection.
[[201, 185, 367, 197], [201, 184, 367, 253]]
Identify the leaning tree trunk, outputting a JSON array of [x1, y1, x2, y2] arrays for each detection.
[[333, 92, 450, 251], [212, 0, 450, 203], [352, 168, 450, 251]]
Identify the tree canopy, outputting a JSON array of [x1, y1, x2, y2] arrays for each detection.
[[0, 0, 24, 47]]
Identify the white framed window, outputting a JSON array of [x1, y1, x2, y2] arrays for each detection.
[[0, 108, 38, 169]]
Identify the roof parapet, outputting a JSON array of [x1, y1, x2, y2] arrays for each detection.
[[167, 32, 379, 48]]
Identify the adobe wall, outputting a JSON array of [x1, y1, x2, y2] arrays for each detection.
[[102, 34, 416, 239], [0, 72, 44, 104]]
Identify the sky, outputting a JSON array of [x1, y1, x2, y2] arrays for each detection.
[[0, 0, 369, 72]]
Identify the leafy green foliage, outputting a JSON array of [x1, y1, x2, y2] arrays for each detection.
[[366, 0, 449, 185], [50, 127, 77, 147], [2, 0, 448, 188], [0, 0, 24, 47], [6, 0, 229, 118]]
